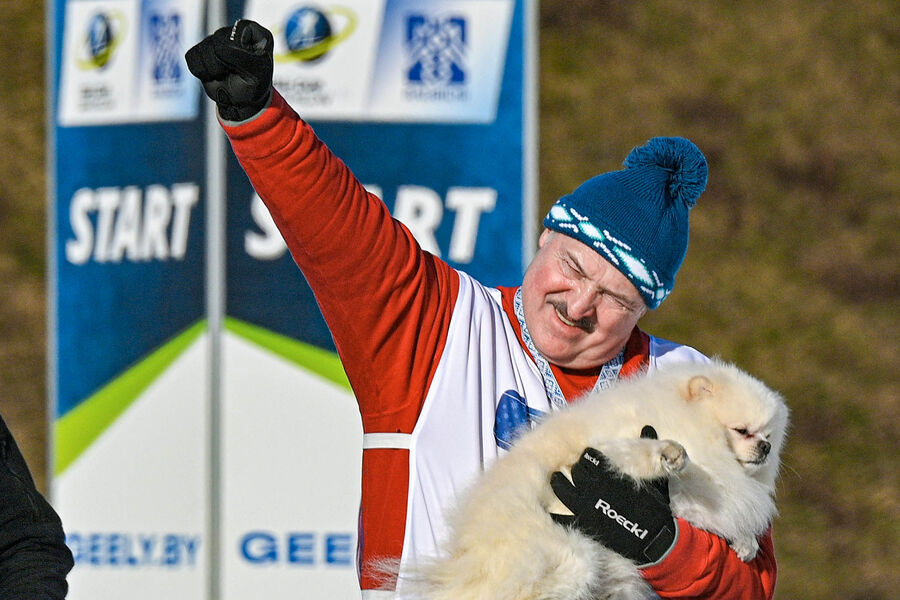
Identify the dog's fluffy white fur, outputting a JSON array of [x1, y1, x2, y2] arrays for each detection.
[[394, 360, 789, 600]]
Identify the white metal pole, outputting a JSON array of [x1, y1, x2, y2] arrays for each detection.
[[205, 1, 227, 598]]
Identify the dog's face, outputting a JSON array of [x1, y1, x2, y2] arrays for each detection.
[[723, 419, 778, 474], [687, 369, 789, 477]]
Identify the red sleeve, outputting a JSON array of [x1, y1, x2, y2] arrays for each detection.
[[222, 91, 459, 434], [641, 520, 777, 599]]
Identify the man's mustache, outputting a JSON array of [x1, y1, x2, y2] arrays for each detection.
[[550, 301, 595, 333]]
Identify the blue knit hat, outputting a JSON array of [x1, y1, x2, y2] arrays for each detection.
[[543, 136, 708, 309]]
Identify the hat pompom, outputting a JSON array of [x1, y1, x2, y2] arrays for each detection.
[[624, 137, 708, 208]]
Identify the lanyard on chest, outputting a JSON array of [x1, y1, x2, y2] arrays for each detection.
[[513, 287, 624, 411]]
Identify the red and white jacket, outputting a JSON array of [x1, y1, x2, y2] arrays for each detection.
[[223, 91, 778, 599]]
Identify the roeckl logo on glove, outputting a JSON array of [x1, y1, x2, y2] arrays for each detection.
[[594, 498, 648, 540]]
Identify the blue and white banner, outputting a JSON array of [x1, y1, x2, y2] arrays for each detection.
[[221, 4, 533, 596], [50, 1, 209, 598]]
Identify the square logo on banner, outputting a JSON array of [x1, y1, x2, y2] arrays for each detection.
[[146, 11, 184, 88], [405, 13, 467, 88]]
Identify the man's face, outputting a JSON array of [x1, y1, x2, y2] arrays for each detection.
[[521, 230, 648, 370]]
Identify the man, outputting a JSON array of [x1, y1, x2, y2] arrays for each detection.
[[0, 414, 74, 598], [186, 20, 777, 598]]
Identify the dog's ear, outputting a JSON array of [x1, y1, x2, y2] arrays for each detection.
[[685, 375, 715, 401]]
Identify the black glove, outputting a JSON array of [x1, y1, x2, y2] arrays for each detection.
[[185, 20, 274, 121], [549, 426, 677, 567]]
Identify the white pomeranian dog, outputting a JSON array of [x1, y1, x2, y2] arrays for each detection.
[[397, 359, 789, 600]]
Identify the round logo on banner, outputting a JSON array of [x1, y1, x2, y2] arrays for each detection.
[[275, 6, 357, 63], [79, 11, 126, 70]]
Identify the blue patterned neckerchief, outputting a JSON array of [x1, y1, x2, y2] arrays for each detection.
[[513, 287, 624, 411]]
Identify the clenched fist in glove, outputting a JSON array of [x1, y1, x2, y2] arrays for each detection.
[[549, 426, 678, 567], [185, 20, 274, 121]]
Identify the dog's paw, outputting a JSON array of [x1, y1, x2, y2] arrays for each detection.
[[595, 438, 689, 481], [729, 536, 760, 562], [659, 441, 688, 475]]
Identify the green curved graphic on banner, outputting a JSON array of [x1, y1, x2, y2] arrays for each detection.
[[54, 319, 349, 476], [54, 321, 206, 476], [225, 317, 351, 391]]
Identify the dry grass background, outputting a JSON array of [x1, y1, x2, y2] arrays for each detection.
[[0, 0, 51, 497], [0, 1, 898, 598]]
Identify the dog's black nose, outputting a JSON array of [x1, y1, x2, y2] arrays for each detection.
[[757, 440, 771, 459]]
